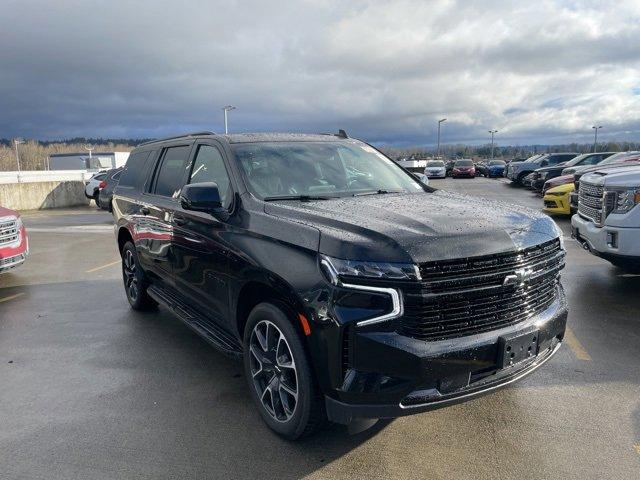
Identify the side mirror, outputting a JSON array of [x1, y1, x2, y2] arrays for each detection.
[[180, 182, 229, 221]]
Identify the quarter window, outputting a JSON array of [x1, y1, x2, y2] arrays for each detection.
[[118, 151, 150, 188], [189, 145, 232, 208]]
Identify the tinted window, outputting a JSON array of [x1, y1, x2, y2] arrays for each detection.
[[153, 146, 191, 197], [189, 145, 232, 208], [118, 151, 150, 188], [112, 171, 122, 180], [94, 173, 107, 181]]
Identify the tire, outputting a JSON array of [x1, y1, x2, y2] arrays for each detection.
[[121, 241, 156, 310], [243, 302, 326, 439], [516, 172, 529, 186]]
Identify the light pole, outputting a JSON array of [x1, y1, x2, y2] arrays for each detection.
[[489, 130, 498, 159], [13, 138, 24, 174], [436, 118, 446, 158], [84, 144, 94, 170], [592, 125, 602, 153], [223, 105, 236, 134]]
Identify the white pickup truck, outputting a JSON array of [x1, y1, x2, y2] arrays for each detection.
[[571, 165, 640, 271]]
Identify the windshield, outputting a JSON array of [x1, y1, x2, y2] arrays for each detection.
[[599, 151, 640, 165], [525, 154, 542, 162], [232, 141, 423, 199], [563, 154, 589, 167], [426, 161, 444, 167], [454, 160, 474, 167], [489, 160, 505, 166]]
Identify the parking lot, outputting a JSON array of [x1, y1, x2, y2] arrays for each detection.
[[1, 177, 639, 479]]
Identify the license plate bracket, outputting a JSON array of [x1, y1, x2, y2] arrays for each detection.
[[498, 328, 539, 368]]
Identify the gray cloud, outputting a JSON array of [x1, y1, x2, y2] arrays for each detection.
[[1, 0, 640, 145]]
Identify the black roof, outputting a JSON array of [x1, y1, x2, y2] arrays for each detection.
[[138, 131, 351, 147]]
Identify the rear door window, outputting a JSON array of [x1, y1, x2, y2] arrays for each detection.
[[152, 145, 192, 198]]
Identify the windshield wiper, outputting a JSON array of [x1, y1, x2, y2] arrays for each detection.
[[263, 195, 338, 201], [353, 189, 405, 197]]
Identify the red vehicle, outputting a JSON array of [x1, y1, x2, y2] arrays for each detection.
[[0, 206, 29, 273], [542, 174, 573, 195], [451, 159, 476, 178]]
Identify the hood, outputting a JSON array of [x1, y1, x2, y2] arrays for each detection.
[[0, 206, 19, 218], [264, 191, 559, 263], [582, 165, 640, 188]]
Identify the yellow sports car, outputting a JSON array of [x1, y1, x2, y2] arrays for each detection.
[[543, 183, 574, 215]]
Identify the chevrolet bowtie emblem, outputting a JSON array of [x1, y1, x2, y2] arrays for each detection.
[[503, 268, 533, 287]]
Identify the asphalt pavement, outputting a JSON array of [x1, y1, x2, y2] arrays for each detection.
[[1, 179, 639, 479]]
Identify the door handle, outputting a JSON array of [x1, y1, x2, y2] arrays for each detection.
[[173, 215, 187, 226], [140, 207, 150, 215]]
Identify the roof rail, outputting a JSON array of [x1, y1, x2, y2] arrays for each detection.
[[138, 131, 216, 146]]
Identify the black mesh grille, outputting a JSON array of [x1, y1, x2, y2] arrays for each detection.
[[397, 239, 564, 341]]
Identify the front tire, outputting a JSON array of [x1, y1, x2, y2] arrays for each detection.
[[121, 241, 156, 310], [243, 303, 325, 439]]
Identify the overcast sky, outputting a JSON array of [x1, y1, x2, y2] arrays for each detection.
[[1, 0, 639, 146]]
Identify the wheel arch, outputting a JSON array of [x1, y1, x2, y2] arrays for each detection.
[[117, 226, 134, 254], [234, 277, 307, 341]]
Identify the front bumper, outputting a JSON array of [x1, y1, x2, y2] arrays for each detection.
[[325, 288, 567, 424], [543, 192, 571, 215], [571, 214, 640, 258], [0, 227, 29, 273]]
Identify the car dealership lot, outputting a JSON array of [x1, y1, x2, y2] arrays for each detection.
[[1, 178, 639, 479]]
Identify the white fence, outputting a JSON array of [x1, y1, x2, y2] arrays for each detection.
[[0, 170, 95, 184]]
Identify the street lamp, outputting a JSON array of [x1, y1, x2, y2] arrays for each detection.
[[84, 144, 94, 170], [489, 130, 498, 159], [592, 125, 602, 153], [436, 118, 446, 158], [13, 138, 24, 174], [222, 105, 236, 134]]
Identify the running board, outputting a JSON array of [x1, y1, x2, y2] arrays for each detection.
[[147, 284, 242, 359]]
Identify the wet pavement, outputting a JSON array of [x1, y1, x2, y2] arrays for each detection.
[[1, 179, 639, 479]]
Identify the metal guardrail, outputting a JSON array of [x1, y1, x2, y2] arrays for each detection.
[[0, 170, 96, 184]]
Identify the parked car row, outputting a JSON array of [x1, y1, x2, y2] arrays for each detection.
[[84, 168, 123, 211]]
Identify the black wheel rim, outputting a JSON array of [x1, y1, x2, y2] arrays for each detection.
[[249, 320, 299, 423], [123, 249, 138, 302]]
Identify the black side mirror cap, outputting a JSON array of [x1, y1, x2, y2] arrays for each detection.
[[180, 182, 229, 221]]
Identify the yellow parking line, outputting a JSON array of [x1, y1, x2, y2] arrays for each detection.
[[564, 327, 592, 361], [86, 259, 121, 273], [0, 292, 24, 303], [634, 444, 640, 456]]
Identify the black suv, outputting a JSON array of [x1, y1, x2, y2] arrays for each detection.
[[112, 131, 568, 439]]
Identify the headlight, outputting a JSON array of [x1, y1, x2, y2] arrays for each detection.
[[15, 216, 23, 230], [605, 187, 640, 214], [320, 255, 421, 284], [540, 172, 548, 180]]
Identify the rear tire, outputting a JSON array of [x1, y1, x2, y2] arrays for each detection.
[[121, 241, 156, 310], [243, 302, 326, 439]]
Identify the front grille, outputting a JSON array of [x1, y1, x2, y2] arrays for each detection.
[[0, 218, 19, 247], [397, 239, 564, 341], [544, 200, 557, 208], [578, 180, 604, 225]]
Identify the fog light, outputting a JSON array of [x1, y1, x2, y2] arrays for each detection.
[[606, 231, 618, 249]]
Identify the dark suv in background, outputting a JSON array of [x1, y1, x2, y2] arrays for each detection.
[[112, 131, 568, 439]]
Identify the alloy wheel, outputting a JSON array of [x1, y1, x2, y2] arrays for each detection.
[[249, 320, 299, 422], [123, 249, 139, 302]]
